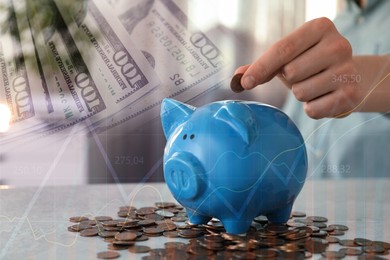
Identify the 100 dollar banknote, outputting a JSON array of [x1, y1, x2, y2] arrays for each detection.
[[93, 0, 232, 132], [22, 0, 160, 136], [0, 0, 56, 144], [54, 0, 161, 122]]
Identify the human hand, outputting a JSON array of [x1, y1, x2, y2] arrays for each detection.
[[233, 17, 363, 119]]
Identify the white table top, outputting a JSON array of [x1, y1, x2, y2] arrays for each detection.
[[0, 179, 389, 259]]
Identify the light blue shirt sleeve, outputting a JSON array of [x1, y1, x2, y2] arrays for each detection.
[[283, 0, 390, 179]]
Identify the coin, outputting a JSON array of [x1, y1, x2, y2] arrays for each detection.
[[304, 238, 328, 254], [178, 229, 203, 238], [328, 224, 349, 231], [328, 230, 345, 236], [363, 245, 386, 254], [254, 215, 268, 225], [339, 247, 363, 256], [103, 237, 116, 243], [326, 236, 340, 243], [339, 239, 358, 247], [117, 211, 129, 218], [155, 209, 175, 218], [79, 220, 97, 226], [96, 251, 120, 259], [310, 230, 327, 238], [80, 228, 99, 237], [307, 225, 320, 233], [266, 224, 289, 234], [112, 240, 135, 246], [284, 229, 309, 241], [67, 226, 78, 232], [128, 245, 151, 253], [260, 238, 286, 246], [143, 213, 164, 221], [114, 231, 137, 241], [354, 238, 373, 246], [137, 219, 155, 226], [107, 243, 130, 251], [306, 216, 328, 223], [136, 207, 156, 216], [321, 226, 335, 232], [171, 216, 187, 222], [372, 241, 390, 250], [294, 219, 314, 225], [275, 242, 301, 252], [143, 227, 164, 236], [321, 250, 346, 258], [292, 211, 306, 218], [69, 223, 93, 232], [187, 243, 214, 256], [102, 220, 119, 227], [287, 221, 306, 228], [155, 202, 176, 208], [252, 248, 279, 258], [95, 216, 113, 222], [199, 240, 224, 251], [98, 231, 118, 238], [295, 226, 314, 235], [204, 234, 224, 242], [103, 226, 120, 231], [157, 223, 177, 231], [68, 207, 390, 260], [230, 73, 245, 93], [69, 216, 89, 223], [310, 222, 327, 229]]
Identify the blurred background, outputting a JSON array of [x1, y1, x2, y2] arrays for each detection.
[[0, 0, 344, 187]]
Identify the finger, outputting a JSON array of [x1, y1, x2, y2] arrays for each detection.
[[277, 72, 292, 89], [241, 17, 335, 89], [281, 35, 352, 83], [303, 90, 351, 119], [234, 64, 250, 75], [291, 69, 338, 102]]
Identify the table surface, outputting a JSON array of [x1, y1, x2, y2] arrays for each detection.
[[0, 179, 389, 260]]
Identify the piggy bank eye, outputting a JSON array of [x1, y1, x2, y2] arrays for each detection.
[[183, 134, 187, 140], [190, 134, 195, 140]]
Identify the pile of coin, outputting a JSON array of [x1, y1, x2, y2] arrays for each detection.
[[67, 202, 390, 259]]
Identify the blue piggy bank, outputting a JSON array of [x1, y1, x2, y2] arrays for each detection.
[[161, 98, 307, 234]]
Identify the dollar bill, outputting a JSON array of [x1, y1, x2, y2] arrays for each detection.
[[54, 0, 160, 123], [23, 0, 159, 136], [25, 0, 105, 135], [0, 0, 55, 144], [93, 0, 232, 132]]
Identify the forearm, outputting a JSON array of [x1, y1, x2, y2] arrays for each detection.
[[354, 55, 390, 113]]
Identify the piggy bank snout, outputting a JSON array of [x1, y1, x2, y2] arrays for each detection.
[[164, 152, 204, 200]]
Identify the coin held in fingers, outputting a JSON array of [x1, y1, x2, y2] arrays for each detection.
[[230, 73, 245, 93]]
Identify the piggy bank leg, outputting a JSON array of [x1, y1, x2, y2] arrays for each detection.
[[186, 209, 212, 225], [222, 219, 252, 235], [266, 201, 293, 223]]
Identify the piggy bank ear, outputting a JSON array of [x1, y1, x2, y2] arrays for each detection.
[[214, 102, 258, 145], [161, 98, 196, 138]]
